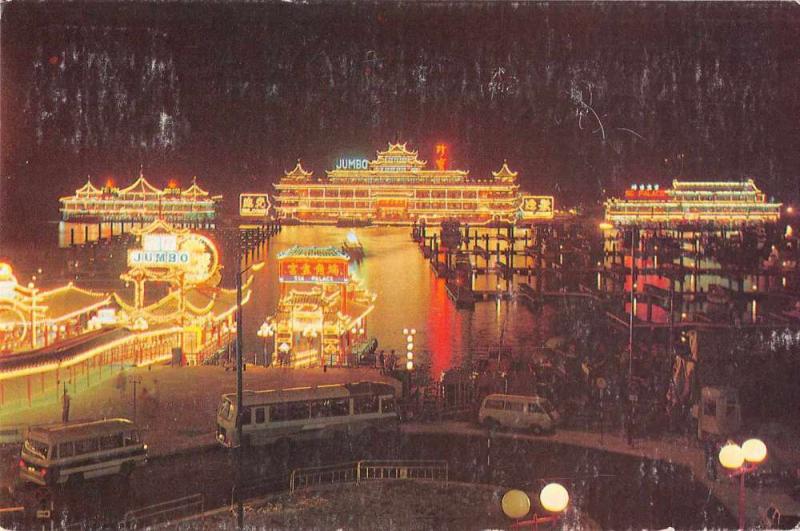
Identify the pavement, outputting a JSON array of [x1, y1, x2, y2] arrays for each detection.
[[0, 364, 401, 458], [2, 363, 798, 528]]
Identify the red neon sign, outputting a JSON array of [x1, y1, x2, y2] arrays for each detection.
[[435, 144, 448, 171], [624, 189, 668, 200]]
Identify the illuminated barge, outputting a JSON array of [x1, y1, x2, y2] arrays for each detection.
[[264, 246, 376, 368], [273, 142, 553, 225], [60, 174, 221, 223], [604, 179, 782, 226]]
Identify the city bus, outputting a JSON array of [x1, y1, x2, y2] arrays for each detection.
[[19, 418, 147, 486], [216, 381, 399, 448]]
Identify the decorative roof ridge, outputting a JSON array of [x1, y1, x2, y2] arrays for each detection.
[[181, 177, 210, 197], [119, 173, 163, 195], [75, 176, 102, 195], [492, 160, 518, 179], [285, 160, 313, 178]]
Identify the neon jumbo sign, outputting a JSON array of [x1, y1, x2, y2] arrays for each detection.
[[335, 158, 369, 170]]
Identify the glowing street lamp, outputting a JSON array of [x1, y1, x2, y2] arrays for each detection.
[[404, 327, 417, 371], [719, 438, 768, 530], [501, 483, 570, 529], [256, 321, 274, 366]]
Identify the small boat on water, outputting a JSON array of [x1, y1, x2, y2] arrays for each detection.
[[342, 231, 365, 262]]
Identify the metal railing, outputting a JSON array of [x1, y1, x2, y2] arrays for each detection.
[[360, 460, 448, 484], [120, 493, 204, 529], [290, 460, 448, 493]]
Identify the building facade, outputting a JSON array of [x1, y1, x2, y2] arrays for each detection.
[[604, 179, 782, 226], [273, 142, 553, 225]]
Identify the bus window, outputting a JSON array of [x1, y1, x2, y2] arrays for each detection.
[[270, 403, 290, 422], [483, 399, 504, 410], [123, 431, 140, 446], [255, 408, 266, 424], [504, 401, 524, 412], [354, 396, 379, 414], [75, 439, 99, 455], [381, 398, 396, 414], [100, 434, 123, 451], [240, 407, 252, 425], [58, 442, 75, 458], [330, 398, 350, 416], [287, 402, 310, 421], [310, 400, 331, 418]]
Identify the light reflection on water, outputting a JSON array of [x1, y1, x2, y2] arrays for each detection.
[[241, 226, 543, 379]]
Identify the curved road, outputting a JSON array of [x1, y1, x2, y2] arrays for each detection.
[[3, 429, 734, 529]]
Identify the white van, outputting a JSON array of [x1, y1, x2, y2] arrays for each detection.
[[479, 394, 560, 434]]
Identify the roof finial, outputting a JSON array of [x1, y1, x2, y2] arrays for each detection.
[[139, 163, 144, 179]]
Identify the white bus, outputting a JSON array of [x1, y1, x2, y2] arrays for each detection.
[[216, 381, 399, 448], [19, 418, 147, 486]]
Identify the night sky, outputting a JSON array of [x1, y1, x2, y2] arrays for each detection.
[[1, 2, 798, 241]]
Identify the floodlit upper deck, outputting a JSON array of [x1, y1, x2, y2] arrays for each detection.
[[604, 179, 782, 225]]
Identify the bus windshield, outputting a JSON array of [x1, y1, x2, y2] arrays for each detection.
[[23, 439, 49, 459], [219, 399, 233, 419]]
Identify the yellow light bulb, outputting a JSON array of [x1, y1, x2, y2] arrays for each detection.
[[539, 483, 569, 513], [501, 489, 530, 519], [719, 443, 745, 470], [742, 438, 767, 464]]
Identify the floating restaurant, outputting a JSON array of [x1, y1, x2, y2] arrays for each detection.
[[60, 174, 221, 224], [263, 246, 376, 368], [604, 179, 782, 226], [273, 142, 554, 225]]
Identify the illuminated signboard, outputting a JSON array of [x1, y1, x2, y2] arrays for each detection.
[[520, 196, 555, 218], [279, 259, 349, 284], [334, 158, 369, 170], [240, 193, 271, 217], [435, 144, 448, 171], [624, 189, 669, 200], [127, 231, 218, 285], [128, 249, 190, 266]]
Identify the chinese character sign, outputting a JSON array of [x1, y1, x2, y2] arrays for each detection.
[[278, 258, 349, 284], [435, 143, 448, 171], [240, 193, 271, 217], [520, 196, 555, 219]]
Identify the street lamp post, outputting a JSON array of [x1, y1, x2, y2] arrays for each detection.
[[233, 254, 257, 529], [501, 483, 570, 530], [257, 321, 274, 367], [718, 438, 768, 530]]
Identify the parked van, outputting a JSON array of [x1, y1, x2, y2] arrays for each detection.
[[478, 394, 560, 434]]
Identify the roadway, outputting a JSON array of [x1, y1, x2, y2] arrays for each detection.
[[1, 427, 735, 530]]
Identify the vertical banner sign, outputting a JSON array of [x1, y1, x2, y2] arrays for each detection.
[[435, 144, 449, 171]]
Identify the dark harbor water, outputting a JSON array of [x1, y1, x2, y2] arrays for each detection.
[[2, 222, 550, 379]]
